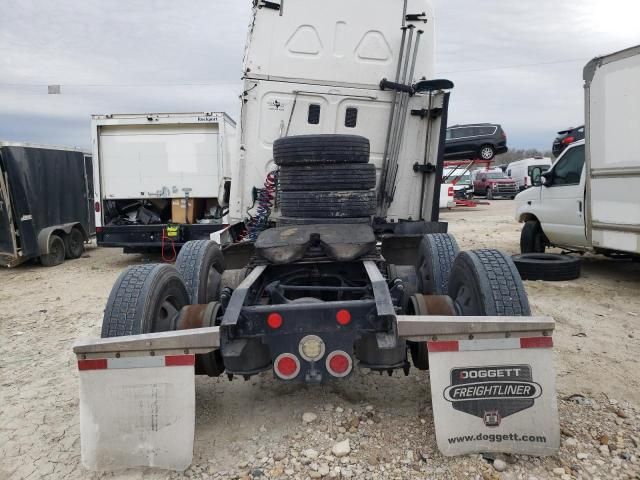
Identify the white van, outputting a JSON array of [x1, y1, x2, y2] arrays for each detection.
[[507, 157, 552, 191], [515, 46, 640, 258]]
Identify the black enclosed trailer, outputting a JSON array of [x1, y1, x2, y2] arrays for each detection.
[[0, 142, 95, 267]]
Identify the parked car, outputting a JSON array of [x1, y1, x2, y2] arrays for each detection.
[[507, 157, 553, 191], [473, 169, 518, 199], [552, 125, 584, 157], [444, 124, 508, 161]]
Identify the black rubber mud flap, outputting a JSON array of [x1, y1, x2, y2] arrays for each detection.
[[278, 163, 376, 191], [273, 134, 370, 165], [512, 253, 581, 281], [280, 190, 376, 218], [448, 249, 531, 316], [101, 264, 189, 337], [175, 240, 225, 304]]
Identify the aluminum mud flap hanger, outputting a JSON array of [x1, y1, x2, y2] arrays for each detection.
[[397, 314, 560, 456]]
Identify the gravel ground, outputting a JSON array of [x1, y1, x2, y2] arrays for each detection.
[[1, 200, 639, 480]]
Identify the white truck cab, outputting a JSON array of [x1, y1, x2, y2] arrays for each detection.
[[515, 140, 589, 251]]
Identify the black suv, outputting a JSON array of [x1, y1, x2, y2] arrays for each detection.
[[552, 125, 584, 157], [444, 123, 508, 161]]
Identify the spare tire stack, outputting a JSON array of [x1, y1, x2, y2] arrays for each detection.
[[274, 134, 377, 226]]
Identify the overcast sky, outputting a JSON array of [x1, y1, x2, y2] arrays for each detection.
[[1, 0, 639, 150]]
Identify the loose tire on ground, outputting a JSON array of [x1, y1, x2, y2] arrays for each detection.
[[448, 249, 531, 316], [276, 216, 371, 227], [512, 253, 581, 281], [520, 220, 546, 253], [175, 240, 225, 304], [40, 234, 65, 267], [64, 228, 85, 259], [416, 233, 460, 295], [101, 264, 189, 337], [278, 163, 376, 191], [273, 134, 370, 166], [280, 190, 376, 218]]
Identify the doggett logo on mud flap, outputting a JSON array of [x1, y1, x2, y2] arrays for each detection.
[[443, 365, 542, 427]]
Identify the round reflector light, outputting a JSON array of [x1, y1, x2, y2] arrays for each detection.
[[298, 335, 325, 361], [267, 313, 283, 329], [336, 309, 351, 326], [326, 350, 353, 377], [274, 353, 300, 380]]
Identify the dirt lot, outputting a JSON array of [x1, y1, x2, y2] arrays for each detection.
[[1, 200, 639, 480]]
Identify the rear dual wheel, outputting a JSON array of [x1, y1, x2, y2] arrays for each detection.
[[102, 241, 227, 377], [101, 264, 190, 337], [407, 249, 531, 370]]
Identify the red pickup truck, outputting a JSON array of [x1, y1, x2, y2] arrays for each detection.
[[473, 171, 518, 200]]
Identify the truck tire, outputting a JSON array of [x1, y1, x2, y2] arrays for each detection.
[[276, 216, 371, 226], [448, 249, 531, 316], [280, 190, 376, 218], [278, 163, 376, 191], [40, 235, 65, 267], [101, 264, 189, 337], [512, 253, 581, 281], [175, 240, 225, 304], [64, 228, 85, 259], [274, 134, 370, 166], [416, 233, 460, 295], [520, 220, 546, 253]]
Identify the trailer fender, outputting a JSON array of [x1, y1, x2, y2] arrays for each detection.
[[37, 223, 88, 255]]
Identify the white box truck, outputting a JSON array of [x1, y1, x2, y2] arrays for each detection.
[[516, 45, 640, 258], [91, 112, 236, 253]]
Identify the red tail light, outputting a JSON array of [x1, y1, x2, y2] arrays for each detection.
[[94, 202, 101, 213], [336, 309, 351, 326], [96, 226, 103, 233], [562, 136, 575, 145], [326, 351, 353, 377], [448, 186, 454, 197], [274, 353, 300, 380], [524, 177, 528, 186], [267, 313, 283, 329]]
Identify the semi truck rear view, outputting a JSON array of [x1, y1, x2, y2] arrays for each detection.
[[92, 113, 235, 254], [74, 0, 561, 471]]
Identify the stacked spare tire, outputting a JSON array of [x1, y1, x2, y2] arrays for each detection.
[[274, 135, 377, 226]]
